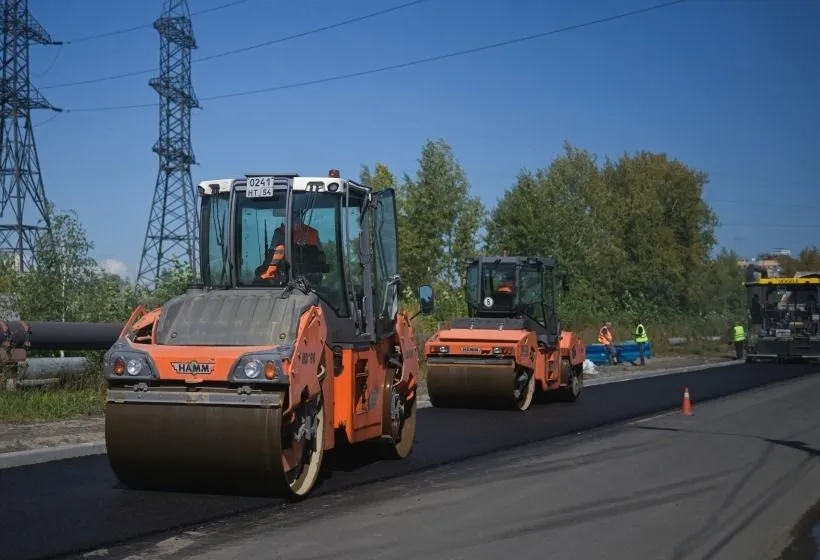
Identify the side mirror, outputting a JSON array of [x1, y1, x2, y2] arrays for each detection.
[[418, 284, 435, 315]]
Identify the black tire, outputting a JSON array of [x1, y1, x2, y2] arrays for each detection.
[[557, 359, 583, 402]]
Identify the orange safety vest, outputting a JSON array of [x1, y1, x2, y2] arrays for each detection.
[[292, 224, 320, 247], [259, 224, 320, 279], [496, 282, 514, 294], [598, 326, 613, 345], [260, 243, 286, 279]]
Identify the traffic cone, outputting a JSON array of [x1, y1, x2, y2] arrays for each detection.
[[681, 386, 693, 416]]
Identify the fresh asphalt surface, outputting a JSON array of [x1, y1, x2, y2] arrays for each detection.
[[161, 365, 820, 560], [1, 362, 818, 560]]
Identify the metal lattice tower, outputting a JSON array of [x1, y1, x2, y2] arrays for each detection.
[[0, 0, 61, 272], [136, 0, 199, 291]]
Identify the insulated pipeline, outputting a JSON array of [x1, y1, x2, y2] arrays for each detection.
[[1, 321, 123, 351]]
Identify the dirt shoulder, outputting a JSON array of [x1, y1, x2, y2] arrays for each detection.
[[0, 352, 734, 456], [0, 417, 105, 454]]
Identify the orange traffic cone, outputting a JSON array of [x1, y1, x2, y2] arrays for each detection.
[[681, 386, 693, 416]]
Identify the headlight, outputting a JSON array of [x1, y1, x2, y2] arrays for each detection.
[[230, 347, 293, 384], [104, 350, 157, 381], [126, 358, 143, 376], [243, 360, 262, 379]]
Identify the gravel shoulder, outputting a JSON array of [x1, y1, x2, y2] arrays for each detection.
[[0, 352, 733, 455]]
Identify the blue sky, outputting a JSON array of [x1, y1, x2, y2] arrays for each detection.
[[24, 0, 819, 279]]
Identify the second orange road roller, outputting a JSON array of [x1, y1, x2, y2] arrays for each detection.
[[103, 170, 429, 500], [423, 255, 586, 411]]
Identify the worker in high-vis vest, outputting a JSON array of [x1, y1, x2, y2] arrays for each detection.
[[598, 321, 616, 365], [634, 320, 648, 366], [732, 321, 746, 360]]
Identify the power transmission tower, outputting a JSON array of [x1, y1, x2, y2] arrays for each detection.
[[0, 0, 61, 272], [136, 0, 199, 291]]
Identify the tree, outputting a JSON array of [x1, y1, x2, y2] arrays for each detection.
[[485, 143, 625, 321], [697, 249, 746, 320], [359, 162, 397, 192], [778, 246, 820, 277], [485, 142, 727, 327], [398, 139, 485, 291], [12, 204, 105, 322], [136, 259, 196, 310], [601, 150, 718, 314]]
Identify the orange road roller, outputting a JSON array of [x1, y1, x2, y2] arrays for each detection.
[[103, 171, 430, 500], [423, 255, 586, 411]]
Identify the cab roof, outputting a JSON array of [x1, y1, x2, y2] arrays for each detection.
[[745, 277, 820, 286], [197, 172, 366, 195], [467, 255, 557, 269]]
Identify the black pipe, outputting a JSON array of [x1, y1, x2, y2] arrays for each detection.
[[745, 263, 769, 283], [3, 321, 123, 351]]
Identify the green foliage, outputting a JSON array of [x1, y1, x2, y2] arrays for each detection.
[[359, 162, 397, 192], [777, 246, 820, 277], [482, 142, 742, 335], [356, 139, 770, 350], [2, 204, 193, 327], [396, 139, 486, 290], [137, 259, 196, 309], [12, 205, 103, 322]]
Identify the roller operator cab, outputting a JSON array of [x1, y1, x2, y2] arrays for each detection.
[[103, 171, 427, 500], [744, 274, 820, 363], [422, 255, 586, 411]]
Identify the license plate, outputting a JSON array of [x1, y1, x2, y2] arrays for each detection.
[[246, 176, 276, 198]]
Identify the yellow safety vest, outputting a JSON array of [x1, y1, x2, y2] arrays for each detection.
[[635, 323, 648, 343], [733, 324, 745, 342]]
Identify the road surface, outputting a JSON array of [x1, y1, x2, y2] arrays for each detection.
[[125, 366, 820, 560], [1, 361, 817, 560]]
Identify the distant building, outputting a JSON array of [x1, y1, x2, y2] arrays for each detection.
[[736, 253, 784, 277]]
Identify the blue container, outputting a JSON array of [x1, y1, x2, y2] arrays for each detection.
[[583, 340, 652, 366]]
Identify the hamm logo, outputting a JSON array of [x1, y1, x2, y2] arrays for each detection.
[[171, 361, 216, 375]]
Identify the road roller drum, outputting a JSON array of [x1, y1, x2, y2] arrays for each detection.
[[105, 389, 325, 498], [426, 361, 535, 410]]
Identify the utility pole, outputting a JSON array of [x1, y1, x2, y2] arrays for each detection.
[[136, 0, 199, 291], [0, 0, 61, 271]]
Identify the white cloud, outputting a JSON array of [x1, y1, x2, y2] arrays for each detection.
[[100, 258, 128, 277]]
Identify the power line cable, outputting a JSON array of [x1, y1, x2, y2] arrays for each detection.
[[709, 198, 820, 210], [43, 0, 435, 90], [707, 172, 817, 188], [32, 44, 64, 78], [62, 0, 255, 45], [719, 223, 820, 229], [64, 0, 691, 113]]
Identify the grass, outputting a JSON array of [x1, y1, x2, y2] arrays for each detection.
[[0, 371, 106, 424]]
